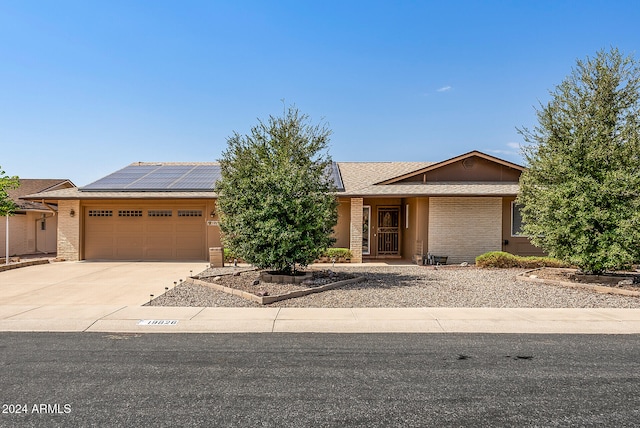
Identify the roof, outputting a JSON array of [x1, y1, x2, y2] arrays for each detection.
[[23, 151, 522, 201], [6, 179, 75, 210], [375, 150, 524, 185]]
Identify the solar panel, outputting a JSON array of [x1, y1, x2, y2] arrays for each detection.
[[81, 162, 340, 192], [329, 162, 345, 192], [81, 164, 221, 191]]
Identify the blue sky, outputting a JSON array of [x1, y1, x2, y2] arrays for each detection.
[[2, 0, 640, 185]]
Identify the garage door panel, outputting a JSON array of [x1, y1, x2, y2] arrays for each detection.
[[84, 205, 206, 260]]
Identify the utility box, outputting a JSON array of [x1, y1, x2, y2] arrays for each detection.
[[209, 247, 224, 268]]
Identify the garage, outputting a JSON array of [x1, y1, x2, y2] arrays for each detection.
[[84, 205, 207, 261], [84, 205, 206, 260]]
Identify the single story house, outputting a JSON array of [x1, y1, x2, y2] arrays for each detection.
[[2, 179, 75, 258], [25, 151, 542, 263]]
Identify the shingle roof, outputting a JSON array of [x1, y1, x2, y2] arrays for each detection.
[[7, 179, 75, 210], [24, 154, 522, 201]]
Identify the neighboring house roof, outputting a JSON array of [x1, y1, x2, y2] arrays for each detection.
[[7, 179, 75, 210]]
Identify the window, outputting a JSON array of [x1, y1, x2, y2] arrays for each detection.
[[511, 202, 525, 236], [362, 206, 370, 255], [88, 210, 113, 217], [178, 210, 203, 217], [148, 210, 173, 217], [118, 210, 143, 217]]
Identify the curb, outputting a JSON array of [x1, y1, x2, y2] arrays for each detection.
[[0, 259, 51, 273], [517, 268, 640, 297]]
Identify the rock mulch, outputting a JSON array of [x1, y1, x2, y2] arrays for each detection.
[[148, 265, 640, 308]]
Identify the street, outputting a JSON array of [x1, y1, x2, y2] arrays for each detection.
[[1, 333, 638, 427]]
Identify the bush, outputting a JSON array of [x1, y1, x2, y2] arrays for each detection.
[[319, 248, 353, 259], [475, 251, 570, 269], [223, 248, 242, 263]]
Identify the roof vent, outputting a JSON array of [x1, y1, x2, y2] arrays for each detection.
[[462, 158, 475, 169]]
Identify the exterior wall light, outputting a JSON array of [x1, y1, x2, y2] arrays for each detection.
[[70, 209, 76, 218]]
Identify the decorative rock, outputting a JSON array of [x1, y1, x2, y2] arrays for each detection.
[[460, 262, 469, 267], [618, 279, 634, 286], [252, 280, 260, 286], [213, 276, 222, 281], [233, 272, 241, 276]]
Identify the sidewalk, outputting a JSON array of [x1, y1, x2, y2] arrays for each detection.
[[1, 305, 639, 334]]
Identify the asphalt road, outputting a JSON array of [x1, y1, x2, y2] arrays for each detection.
[[0, 333, 638, 427]]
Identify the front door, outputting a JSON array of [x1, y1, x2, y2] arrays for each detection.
[[377, 207, 400, 256]]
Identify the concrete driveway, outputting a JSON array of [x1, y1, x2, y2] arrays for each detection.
[[0, 261, 208, 306]]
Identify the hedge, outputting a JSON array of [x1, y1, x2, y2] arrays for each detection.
[[475, 251, 571, 269]]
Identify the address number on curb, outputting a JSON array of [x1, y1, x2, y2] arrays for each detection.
[[137, 320, 178, 326]]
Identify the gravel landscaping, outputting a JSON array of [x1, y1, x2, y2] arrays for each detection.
[[148, 265, 640, 308]]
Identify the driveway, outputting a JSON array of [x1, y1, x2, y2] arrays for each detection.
[[0, 261, 208, 306]]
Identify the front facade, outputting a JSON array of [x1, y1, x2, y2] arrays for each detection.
[[333, 151, 542, 264], [27, 152, 542, 263]]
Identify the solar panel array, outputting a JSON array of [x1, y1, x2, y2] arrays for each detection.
[[329, 162, 345, 192], [81, 162, 344, 192], [81, 164, 221, 191]]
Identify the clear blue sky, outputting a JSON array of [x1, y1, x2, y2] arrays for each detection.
[[2, 0, 639, 186]]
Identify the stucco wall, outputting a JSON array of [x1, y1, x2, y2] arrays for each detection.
[[333, 199, 351, 249], [0, 214, 27, 257], [428, 197, 502, 264]]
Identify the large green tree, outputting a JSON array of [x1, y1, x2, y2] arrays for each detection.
[[215, 106, 338, 274], [517, 48, 640, 273], [0, 166, 19, 216]]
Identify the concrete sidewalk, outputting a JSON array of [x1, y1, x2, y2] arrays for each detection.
[[1, 261, 639, 334], [0, 305, 639, 334]]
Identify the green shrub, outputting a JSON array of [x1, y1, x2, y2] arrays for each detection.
[[319, 248, 353, 259], [223, 248, 242, 262], [475, 251, 570, 269]]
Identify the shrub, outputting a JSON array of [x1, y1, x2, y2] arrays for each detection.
[[320, 248, 353, 259], [475, 251, 570, 269]]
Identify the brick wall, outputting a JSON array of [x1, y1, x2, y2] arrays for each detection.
[[57, 200, 81, 261], [428, 197, 502, 264], [349, 198, 363, 263]]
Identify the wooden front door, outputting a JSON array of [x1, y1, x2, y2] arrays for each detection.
[[377, 207, 400, 256]]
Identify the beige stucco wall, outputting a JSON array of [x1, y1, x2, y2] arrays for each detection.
[[0, 214, 27, 257], [0, 212, 56, 257], [401, 197, 429, 261], [333, 198, 351, 249], [428, 197, 502, 264]]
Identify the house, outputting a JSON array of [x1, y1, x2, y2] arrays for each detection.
[[1, 179, 76, 258], [24, 151, 542, 263]]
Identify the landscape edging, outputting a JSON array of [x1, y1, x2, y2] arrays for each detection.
[[189, 275, 365, 305], [0, 259, 51, 273], [517, 267, 640, 297]]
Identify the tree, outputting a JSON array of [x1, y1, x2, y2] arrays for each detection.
[[0, 166, 19, 216], [517, 48, 640, 273], [215, 106, 338, 274]]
